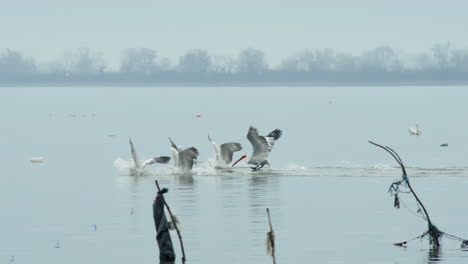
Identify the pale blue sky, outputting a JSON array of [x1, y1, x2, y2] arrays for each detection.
[[1, 0, 467, 67]]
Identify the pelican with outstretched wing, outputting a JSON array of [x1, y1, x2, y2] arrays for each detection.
[[208, 135, 243, 167], [168, 137, 199, 171], [129, 138, 170, 175], [240, 126, 282, 171]]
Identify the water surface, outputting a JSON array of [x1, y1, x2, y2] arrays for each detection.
[[0, 86, 467, 263]]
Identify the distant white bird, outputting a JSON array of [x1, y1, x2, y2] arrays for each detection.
[[129, 138, 170, 175], [409, 124, 422, 136], [244, 126, 282, 171], [208, 135, 243, 167], [168, 137, 199, 171]]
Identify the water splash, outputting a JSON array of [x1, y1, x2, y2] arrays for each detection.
[[114, 157, 134, 170]]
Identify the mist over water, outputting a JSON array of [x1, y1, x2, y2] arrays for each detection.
[[1, 86, 467, 263]]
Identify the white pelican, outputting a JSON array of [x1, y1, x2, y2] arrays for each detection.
[[409, 124, 422, 136], [168, 137, 199, 171], [237, 126, 282, 171], [208, 135, 243, 167], [129, 138, 170, 175]]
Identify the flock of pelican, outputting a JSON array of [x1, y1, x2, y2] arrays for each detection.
[[126, 123, 427, 175], [128, 126, 282, 174]]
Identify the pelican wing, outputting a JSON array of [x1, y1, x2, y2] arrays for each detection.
[[168, 137, 180, 166], [168, 137, 178, 151], [129, 138, 141, 169], [247, 126, 270, 164], [220, 142, 242, 164], [178, 147, 199, 170], [263, 129, 282, 153], [208, 135, 221, 162], [142, 156, 171, 168], [247, 127, 282, 164]]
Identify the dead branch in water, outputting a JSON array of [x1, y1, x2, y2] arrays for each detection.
[[369, 141, 467, 249]]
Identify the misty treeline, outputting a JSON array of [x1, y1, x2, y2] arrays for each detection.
[[1, 43, 468, 85]]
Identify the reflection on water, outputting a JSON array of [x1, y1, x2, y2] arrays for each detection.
[[248, 175, 280, 217], [427, 248, 442, 264], [174, 174, 196, 186]]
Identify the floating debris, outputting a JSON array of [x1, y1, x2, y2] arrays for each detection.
[[30, 157, 45, 163], [440, 143, 448, 147], [55, 240, 61, 248], [393, 241, 407, 247], [462, 240, 468, 249], [195, 114, 201, 118]]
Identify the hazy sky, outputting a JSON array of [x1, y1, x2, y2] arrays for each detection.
[[1, 0, 467, 67]]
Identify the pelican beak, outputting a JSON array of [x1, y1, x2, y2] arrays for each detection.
[[232, 154, 247, 167]]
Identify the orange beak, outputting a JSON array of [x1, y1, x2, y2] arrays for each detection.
[[232, 154, 247, 167]]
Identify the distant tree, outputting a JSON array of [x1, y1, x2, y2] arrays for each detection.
[[237, 48, 268, 75], [0, 49, 36, 76], [359, 46, 402, 72], [449, 49, 468, 72], [120, 48, 158, 75], [279, 49, 336, 72], [334, 53, 357, 72], [279, 51, 314, 72], [313, 48, 335, 71], [212, 55, 236, 73], [431, 42, 451, 71], [40, 61, 67, 75], [178, 49, 212, 73], [158, 57, 172, 72], [413, 52, 434, 71], [64, 47, 106, 75]]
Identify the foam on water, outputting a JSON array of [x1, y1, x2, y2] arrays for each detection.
[[284, 163, 307, 171], [371, 163, 397, 171]]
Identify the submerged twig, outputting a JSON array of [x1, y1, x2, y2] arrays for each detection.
[[155, 180, 187, 263], [369, 141, 467, 249], [266, 208, 276, 264]]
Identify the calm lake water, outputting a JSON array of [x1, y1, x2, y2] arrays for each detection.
[[0, 86, 467, 264]]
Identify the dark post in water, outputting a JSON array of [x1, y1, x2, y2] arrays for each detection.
[[153, 183, 176, 263], [154, 180, 187, 263], [266, 208, 276, 264]]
